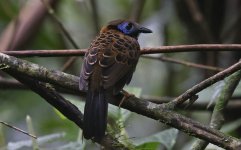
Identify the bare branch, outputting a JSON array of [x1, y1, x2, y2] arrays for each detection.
[[184, 0, 215, 42], [113, 95, 241, 149], [165, 60, 241, 108], [1, 44, 241, 57], [5, 72, 128, 150], [191, 70, 241, 150], [143, 55, 223, 72], [40, 0, 80, 72], [129, 0, 146, 22], [41, 0, 79, 49], [90, 0, 100, 33], [1, 53, 241, 149], [0, 121, 36, 139], [3, 49, 86, 57], [141, 95, 241, 112], [140, 44, 241, 54], [0, 0, 58, 51]]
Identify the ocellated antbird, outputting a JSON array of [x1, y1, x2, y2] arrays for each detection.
[[79, 19, 152, 141]]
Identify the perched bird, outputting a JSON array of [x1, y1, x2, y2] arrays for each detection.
[[79, 19, 152, 141]]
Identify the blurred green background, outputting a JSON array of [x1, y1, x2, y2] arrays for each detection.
[[0, 0, 241, 149]]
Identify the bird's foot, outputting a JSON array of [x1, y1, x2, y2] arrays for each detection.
[[118, 90, 134, 108]]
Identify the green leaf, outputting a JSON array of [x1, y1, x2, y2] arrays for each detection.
[[54, 109, 67, 120], [135, 142, 160, 150], [133, 128, 178, 150]]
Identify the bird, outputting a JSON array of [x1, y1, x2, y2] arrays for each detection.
[[79, 19, 152, 141]]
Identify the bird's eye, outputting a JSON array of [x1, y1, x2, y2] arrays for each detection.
[[125, 23, 133, 30], [117, 22, 135, 35]]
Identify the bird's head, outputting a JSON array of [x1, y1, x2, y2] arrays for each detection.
[[101, 19, 152, 39]]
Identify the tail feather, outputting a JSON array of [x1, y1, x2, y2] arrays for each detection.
[[83, 87, 108, 141]]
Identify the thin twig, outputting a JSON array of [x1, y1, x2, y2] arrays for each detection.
[[3, 49, 86, 57], [141, 95, 241, 111], [2, 44, 241, 57], [61, 57, 78, 72], [143, 55, 223, 72], [0, 121, 37, 139], [221, 10, 241, 41], [0, 0, 58, 51], [7, 7, 20, 51], [90, 0, 100, 33], [185, 0, 215, 43], [165, 60, 241, 109], [129, 0, 146, 22], [41, 0, 78, 49], [191, 70, 241, 150], [141, 44, 241, 54], [41, 0, 80, 72]]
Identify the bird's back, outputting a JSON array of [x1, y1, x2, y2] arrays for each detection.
[[80, 29, 140, 93]]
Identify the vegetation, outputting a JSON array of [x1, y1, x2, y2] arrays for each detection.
[[0, 0, 241, 149]]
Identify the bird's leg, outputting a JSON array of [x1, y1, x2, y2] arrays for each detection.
[[118, 90, 134, 108]]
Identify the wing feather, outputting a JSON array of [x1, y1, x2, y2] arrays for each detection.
[[102, 35, 140, 91], [79, 31, 140, 94]]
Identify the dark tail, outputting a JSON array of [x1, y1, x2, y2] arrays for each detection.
[[83, 87, 108, 141]]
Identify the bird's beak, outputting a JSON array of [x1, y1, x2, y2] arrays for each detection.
[[138, 26, 152, 33]]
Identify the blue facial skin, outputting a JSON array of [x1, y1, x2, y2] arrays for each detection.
[[117, 22, 137, 35]]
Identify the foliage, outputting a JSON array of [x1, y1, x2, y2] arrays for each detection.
[[0, 0, 241, 149]]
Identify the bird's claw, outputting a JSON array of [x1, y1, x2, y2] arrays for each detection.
[[118, 90, 134, 108]]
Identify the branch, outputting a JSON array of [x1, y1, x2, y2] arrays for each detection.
[[0, 78, 26, 89], [113, 96, 241, 150], [129, 0, 146, 22], [41, 0, 79, 49], [184, 0, 215, 43], [40, 0, 80, 72], [1, 51, 240, 109], [143, 55, 223, 72], [90, 0, 100, 33], [140, 44, 241, 54], [0, 0, 58, 51], [0, 53, 79, 91], [3, 49, 86, 57], [141, 95, 241, 112], [165, 60, 241, 109], [4, 69, 129, 150], [1, 53, 241, 149], [0, 121, 36, 139], [0, 78, 79, 95], [1, 44, 241, 57], [2, 80, 241, 112], [192, 70, 241, 150]]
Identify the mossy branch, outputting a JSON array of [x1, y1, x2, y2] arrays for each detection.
[[192, 70, 241, 150], [1, 52, 241, 149]]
